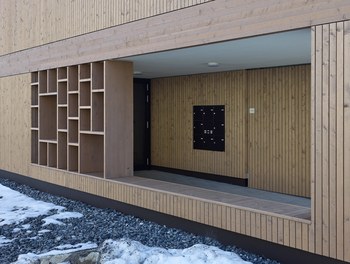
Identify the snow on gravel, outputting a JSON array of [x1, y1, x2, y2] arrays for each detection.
[[14, 242, 98, 264], [42, 211, 83, 226], [0, 184, 64, 227], [0, 178, 279, 264], [100, 239, 252, 264]]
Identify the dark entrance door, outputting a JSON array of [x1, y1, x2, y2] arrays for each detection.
[[133, 79, 150, 170]]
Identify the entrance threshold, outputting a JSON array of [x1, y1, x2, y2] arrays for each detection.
[[130, 170, 311, 221]]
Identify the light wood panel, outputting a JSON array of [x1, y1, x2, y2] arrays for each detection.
[[0, 74, 31, 176], [310, 21, 350, 262], [151, 71, 247, 179], [247, 65, 311, 197], [104, 61, 133, 179], [152, 66, 311, 197], [0, 0, 211, 55], [26, 164, 310, 252], [2, 0, 350, 77]]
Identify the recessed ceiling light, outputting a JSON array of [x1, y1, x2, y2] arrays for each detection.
[[133, 71, 143, 75], [207, 62, 219, 67]]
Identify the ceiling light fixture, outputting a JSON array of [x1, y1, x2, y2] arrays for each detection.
[[207, 62, 219, 67], [133, 71, 143, 75]]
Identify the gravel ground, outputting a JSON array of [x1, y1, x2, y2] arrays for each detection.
[[0, 178, 280, 264]]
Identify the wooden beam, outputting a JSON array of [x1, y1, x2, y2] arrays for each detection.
[[1, 0, 350, 77]]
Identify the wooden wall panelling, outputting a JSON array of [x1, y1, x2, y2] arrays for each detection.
[[104, 60, 133, 179], [344, 20, 350, 263], [247, 65, 311, 197], [0, 0, 212, 56], [336, 21, 345, 261], [0, 74, 31, 176], [311, 20, 350, 262], [151, 71, 247, 179], [2, 1, 350, 77]]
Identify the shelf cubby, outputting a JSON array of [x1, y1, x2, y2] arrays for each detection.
[[31, 85, 39, 105], [68, 93, 78, 117], [58, 107, 67, 130], [58, 82, 68, 105], [68, 146, 78, 172], [68, 66, 78, 92], [58, 132, 67, 170], [91, 92, 104, 132], [80, 109, 91, 131], [39, 142, 47, 166], [31, 107, 39, 128], [31, 60, 132, 180], [79, 81, 91, 107], [48, 69, 57, 93], [31, 130, 38, 164], [39, 71, 47, 94], [80, 134, 104, 177], [58, 67, 68, 80], [68, 120, 78, 144], [92, 62, 104, 90], [79, 63, 91, 80], [31, 72, 39, 84], [39, 95, 57, 140], [48, 143, 57, 168]]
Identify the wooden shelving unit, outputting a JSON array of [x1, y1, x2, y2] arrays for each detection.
[[31, 60, 132, 179]]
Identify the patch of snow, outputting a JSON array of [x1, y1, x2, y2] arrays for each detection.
[[100, 239, 252, 264], [12, 228, 21, 233], [0, 184, 64, 226], [14, 242, 98, 264], [13, 224, 31, 233], [0, 236, 13, 247], [42, 211, 83, 226], [21, 224, 31, 229], [54, 243, 96, 251], [38, 229, 51, 234]]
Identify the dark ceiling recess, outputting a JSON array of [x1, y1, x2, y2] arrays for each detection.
[[193, 105, 225, 152]]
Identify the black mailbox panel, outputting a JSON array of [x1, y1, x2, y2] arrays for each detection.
[[193, 105, 225, 151]]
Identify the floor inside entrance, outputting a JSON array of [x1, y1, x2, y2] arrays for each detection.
[[129, 170, 311, 220]]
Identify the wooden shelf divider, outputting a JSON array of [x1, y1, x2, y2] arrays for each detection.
[[31, 60, 132, 179]]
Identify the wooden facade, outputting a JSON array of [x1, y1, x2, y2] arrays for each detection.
[[247, 66, 311, 197], [151, 71, 247, 180], [0, 0, 211, 55], [310, 21, 350, 261], [151, 65, 311, 197], [0, 0, 350, 263]]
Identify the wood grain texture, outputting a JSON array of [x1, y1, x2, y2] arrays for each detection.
[[0, 0, 211, 55], [311, 21, 350, 262], [25, 164, 310, 249], [104, 60, 133, 178], [2, 0, 350, 77], [151, 71, 247, 179], [247, 65, 311, 197], [0, 74, 31, 176], [152, 65, 311, 197]]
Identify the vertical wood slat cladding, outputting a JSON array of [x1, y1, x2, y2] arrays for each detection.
[[27, 164, 310, 252], [0, 0, 211, 55], [151, 71, 247, 179], [0, 75, 31, 176], [151, 66, 311, 197], [247, 65, 311, 197], [310, 21, 350, 262]]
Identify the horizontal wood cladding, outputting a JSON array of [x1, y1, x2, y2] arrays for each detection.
[[27, 164, 311, 253], [151, 65, 311, 197], [0, 0, 211, 55], [310, 21, 350, 262], [151, 71, 247, 179], [247, 65, 311, 197], [2, 0, 350, 77]]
